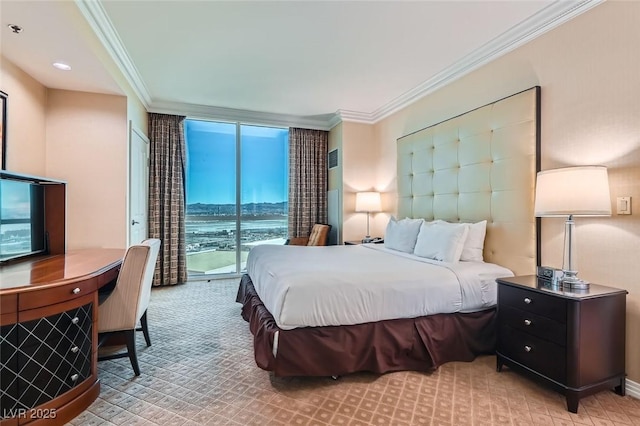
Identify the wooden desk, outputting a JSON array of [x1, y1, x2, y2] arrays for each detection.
[[0, 249, 124, 425]]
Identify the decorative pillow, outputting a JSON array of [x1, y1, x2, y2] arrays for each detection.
[[435, 220, 487, 261], [460, 220, 487, 262], [384, 217, 423, 253], [413, 221, 469, 262]]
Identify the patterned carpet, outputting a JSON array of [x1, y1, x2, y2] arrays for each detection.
[[70, 279, 640, 425]]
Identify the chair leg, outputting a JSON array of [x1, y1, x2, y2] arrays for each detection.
[[125, 329, 141, 376], [140, 310, 151, 347]]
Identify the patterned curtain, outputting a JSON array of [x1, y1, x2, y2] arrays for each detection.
[[288, 128, 328, 238], [148, 113, 187, 286]]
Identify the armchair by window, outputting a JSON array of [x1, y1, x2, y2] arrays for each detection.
[[286, 224, 331, 246]]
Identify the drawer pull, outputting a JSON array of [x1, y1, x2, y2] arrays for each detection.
[[524, 345, 532, 352], [70, 374, 79, 382], [524, 297, 532, 304], [72, 287, 81, 294], [524, 319, 532, 326], [71, 317, 80, 325], [70, 346, 79, 353]]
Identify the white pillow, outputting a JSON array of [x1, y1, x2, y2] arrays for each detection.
[[413, 221, 469, 262], [460, 220, 487, 262], [384, 217, 423, 253], [435, 220, 487, 261]]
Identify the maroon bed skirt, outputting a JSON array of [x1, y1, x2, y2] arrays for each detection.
[[236, 274, 496, 377]]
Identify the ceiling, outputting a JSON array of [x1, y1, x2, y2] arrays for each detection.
[[1, 1, 600, 128]]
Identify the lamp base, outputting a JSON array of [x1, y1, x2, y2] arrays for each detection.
[[560, 216, 589, 290], [361, 236, 373, 243], [561, 274, 590, 290]]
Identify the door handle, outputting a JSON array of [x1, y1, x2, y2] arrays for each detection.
[[131, 220, 140, 225]]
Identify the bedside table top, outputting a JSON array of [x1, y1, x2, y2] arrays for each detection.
[[497, 275, 627, 300], [344, 238, 384, 245]]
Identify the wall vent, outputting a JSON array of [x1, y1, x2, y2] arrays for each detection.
[[328, 149, 339, 170]]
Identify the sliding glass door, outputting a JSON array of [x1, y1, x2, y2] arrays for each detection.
[[184, 120, 288, 277]]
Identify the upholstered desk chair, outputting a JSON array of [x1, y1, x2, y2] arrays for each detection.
[[286, 224, 331, 246], [97, 238, 161, 376]]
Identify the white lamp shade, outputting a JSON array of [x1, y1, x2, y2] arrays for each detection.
[[534, 166, 612, 217], [355, 192, 381, 213]]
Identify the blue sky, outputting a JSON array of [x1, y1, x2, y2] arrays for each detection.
[[184, 120, 288, 205], [0, 180, 31, 219]]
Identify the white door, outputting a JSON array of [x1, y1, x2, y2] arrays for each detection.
[[129, 123, 150, 245]]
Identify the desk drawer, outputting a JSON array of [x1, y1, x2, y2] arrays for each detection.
[[1, 294, 17, 326], [19, 278, 97, 311], [499, 285, 566, 323], [498, 324, 566, 383], [500, 306, 566, 346], [1, 294, 17, 315]]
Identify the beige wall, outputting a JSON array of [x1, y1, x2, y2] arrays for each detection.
[[53, 1, 150, 247], [341, 121, 389, 242], [1, 1, 148, 251], [1, 56, 132, 250], [343, 1, 640, 381], [0, 57, 47, 175], [46, 89, 128, 250]]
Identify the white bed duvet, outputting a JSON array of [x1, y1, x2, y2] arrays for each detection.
[[246, 244, 513, 330]]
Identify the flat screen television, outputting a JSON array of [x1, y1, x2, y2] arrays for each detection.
[[0, 175, 47, 262]]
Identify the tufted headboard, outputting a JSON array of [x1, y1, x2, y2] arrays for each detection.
[[397, 87, 540, 275]]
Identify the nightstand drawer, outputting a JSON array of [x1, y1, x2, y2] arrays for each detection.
[[499, 285, 566, 323], [498, 325, 566, 383], [500, 306, 566, 346]]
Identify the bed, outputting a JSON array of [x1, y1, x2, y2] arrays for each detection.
[[237, 87, 540, 377]]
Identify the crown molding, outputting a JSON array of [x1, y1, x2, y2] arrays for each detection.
[[338, 0, 604, 125], [150, 101, 334, 131], [328, 114, 343, 130], [77, 0, 601, 129], [335, 110, 375, 125], [75, 0, 152, 108]]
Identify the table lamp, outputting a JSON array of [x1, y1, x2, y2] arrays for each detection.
[[355, 191, 381, 243], [534, 166, 611, 289]]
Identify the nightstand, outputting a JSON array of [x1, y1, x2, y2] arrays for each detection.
[[496, 275, 627, 413]]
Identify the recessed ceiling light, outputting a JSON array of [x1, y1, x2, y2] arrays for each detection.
[[52, 62, 71, 71]]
